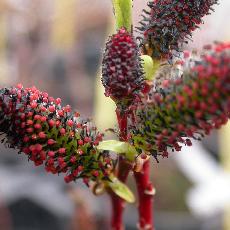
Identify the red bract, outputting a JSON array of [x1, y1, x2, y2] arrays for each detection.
[[131, 43, 230, 160], [102, 28, 144, 106], [137, 0, 218, 59], [0, 85, 113, 183]]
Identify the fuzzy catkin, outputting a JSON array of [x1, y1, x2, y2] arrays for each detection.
[[137, 0, 218, 59], [0, 85, 113, 183], [102, 28, 144, 106], [131, 43, 230, 160]]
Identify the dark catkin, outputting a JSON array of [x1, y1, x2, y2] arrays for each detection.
[[0, 84, 113, 183], [102, 28, 144, 106], [137, 0, 218, 59], [131, 43, 230, 160]]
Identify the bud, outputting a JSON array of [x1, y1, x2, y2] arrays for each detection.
[[102, 28, 144, 106]]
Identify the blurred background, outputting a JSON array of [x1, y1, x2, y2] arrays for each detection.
[[0, 0, 230, 229]]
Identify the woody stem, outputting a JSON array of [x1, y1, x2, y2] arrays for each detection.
[[134, 160, 154, 230]]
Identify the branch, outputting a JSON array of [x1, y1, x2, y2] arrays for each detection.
[[134, 160, 155, 230]]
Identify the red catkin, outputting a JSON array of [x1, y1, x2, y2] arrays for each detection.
[[102, 28, 144, 106], [138, 0, 218, 59], [132, 42, 230, 159], [0, 85, 113, 183]]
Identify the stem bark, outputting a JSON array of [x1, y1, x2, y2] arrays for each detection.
[[134, 160, 154, 230], [110, 108, 131, 230]]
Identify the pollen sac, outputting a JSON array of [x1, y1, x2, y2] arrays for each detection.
[[131, 42, 230, 161], [137, 0, 218, 59], [0, 85, 113, 183], [102, 28, 144, 106]]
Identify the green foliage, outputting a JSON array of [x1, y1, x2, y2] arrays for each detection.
[[141, 55, 160, 80], [112, 0, 132, 32], [98, 140, 137, 161], [107, 177, 135, 203]]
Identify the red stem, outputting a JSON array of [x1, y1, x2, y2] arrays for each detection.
[[110, 158, 132, 230], [110, 191, 124, 230], [110, 108, 154, 229], [134, 160, 154, 230], [116, 108, 128, 141], [110, 108, 131, 230]]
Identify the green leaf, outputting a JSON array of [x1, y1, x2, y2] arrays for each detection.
[[107, 177, 135, 203], [141, 55, 161, 81], [112, 0, 132, 32], [97, 140, 137, 161]]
